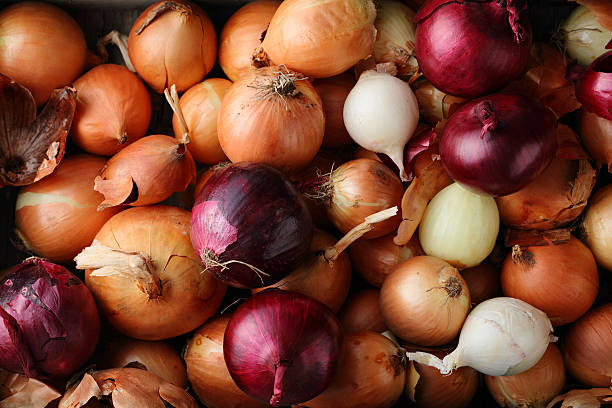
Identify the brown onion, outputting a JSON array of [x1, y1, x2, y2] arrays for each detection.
[[547, 388, 612, 408], [501, 236, 599, 326], [485, 344, 565, 408], [460, 262, 502, 306], [313, 73, 356, 148], [128, 0, 217, 93], [71, 64, 152, 156], [184, 316, 267, 408], [582, 184, 612, 271], [578, 108, 612, 171], [562, 303, 612, 387], [219, 1, 281, 82], [339, 290, 386, 333], [381, 256, 471, 345], [413, 79, 466, 125], [15, 155, 122, 263]]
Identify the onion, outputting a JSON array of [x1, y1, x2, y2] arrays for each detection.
[[224, 289, 343, 406], [348, 233, 424, 287], [14, 155, 122, 264], [343, 70, 419, 181], [415, 0, 532, 98], [575, 51, 612, 120], [547, 388, 612, 408], [254, 0, 376, 78], [485, 344, 566, 408], [380, 256, 470, 345], [0, 370, 61, 407], [71, 64, 152, 156], [501, 237, 599, 326], [0, 258, 100, 378], [313, 73, 356, 148], [408, 297, 556, 376], [191, 162, 312, 289], [578, 108, 612, 171], [217, 66, 325, 173], [219, 0, 280, 82], [185, 316, 267, 408], [562, 303, 612, 387], [0, 2, 86, 105], [75, 205, 226, 340], [339, 290, 386, 333], [172, 78, 231, 165], [413, 79, 466, 125], [297, 331, 406, 408], [128, 0, 217, 93], [419, 183, 500, 269], [460, 262, 501, 306], [582, 184, 612, 271], [561, 6, 612, 66]]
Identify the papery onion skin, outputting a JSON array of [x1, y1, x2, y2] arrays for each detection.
[[0, 2, 86, 106], [191, 162, 312, 289], [581, 184, 612, 271], [0, 369, 61, 407], [15, 155, 122, 263], [219, 1, 281, 82], [562, 303, 612, 387], [578, 108, 612, 171], [415, 0, 532, 98], [413, 79, 466, 125], [313, 73, 356, 148], [339, 289, 386, 333], [485, 344, 566, 408], [71, 64, 152, 156], [562, 5, 612, 66], [575, 51, 612, 120], [440, 93, 557, 196], [224, 289, 343, 406], [460, 262, 501, 306]]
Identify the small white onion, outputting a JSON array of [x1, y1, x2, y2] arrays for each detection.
[[562, 6, 612, 66], [418, 182, 499, 269], [407, 297, 556, 377], [343, 70, 419, 182]]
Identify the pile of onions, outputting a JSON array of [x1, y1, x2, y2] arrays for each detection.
[[501, 237, 599, 326], [561, 5, 612, 66], [582, 184, 612, 271], [313, 73, 356, 148], [191, 162, 312, 288], [128, 0, 217, 93], [578, 108, 612, 171], [219, 0, 280, 82], [380, 256, 471, 345], [343, 70, 419, 181], [413, 79, 466, 125], [0, 258, 100, 378], [218, 66, 324, 172], [75, 206, 226, 340], [224, 289, 343, 406], [71, 64, 152, 156], [14, 155, 122, 263], [460, 262, 501, 305], [254, 0, 376, 78], [414, 0, 532, 98], [575, 51, 612, 120], [0, 2, 86, 105], [440, 93, 557, 196], [485, 344, 566, 408], [562, 303, 612, 387], [419, 183, 500, 269], [339, 290, 386, 333]]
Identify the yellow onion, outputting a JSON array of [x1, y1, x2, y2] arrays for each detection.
[[561, 5, 612, 66], [339, 289, 387, 333], [582, 184, 612, 271], [413, 79, 466, 125], [578, 108, 612, 171], [313, 73, 356, 148], [460, 262, 501, 306]]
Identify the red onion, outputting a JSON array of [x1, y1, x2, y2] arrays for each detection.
[[415, 0, 532, 98], [440, 93, 557, 196], [191, 162, 312, 289], [0, 258, 100, 378], [224, 289, 342, 406], [575, 51, 612, 120]]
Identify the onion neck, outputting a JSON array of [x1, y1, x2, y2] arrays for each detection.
[[478, 101, 497, 139], [511, 245, 535, 268], [499, 0, 527, 43], [97, 30, 135, 72], [269, 361, 290, 406], [135, 1, 191, 35], [164, 85, 190, 147]]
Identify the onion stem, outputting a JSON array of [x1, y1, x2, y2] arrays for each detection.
[[270, 362, 289, 406], [164, 84, 190, 145], [96, 30, 135, 72], [134, 1, 191, 35]]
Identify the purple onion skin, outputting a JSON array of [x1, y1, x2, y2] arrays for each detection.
[[224, 289, 343, 406], [576, 51, 612, 120], [415, 0, 532, 98], [191, 162, 313, 289], [0, 258, 100, 379], [440, 93, 557, 197]]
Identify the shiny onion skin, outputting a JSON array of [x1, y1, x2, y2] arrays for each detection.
[[313, 73, 356, 148], [578, 109, 612, 171], [575, 51, 612, 120], [460, 262, 502, 306], [191, 162, 312, 289], [415, 0, 532, 98], [501, 236, 599, 326], [224, 289, 343, 406], [217, 66, 325, 172], [71, 64, 152, 156], [440, 93, 557, 196], [14, 155, 122, 263], [0, 258, 100, 379], [339, 289, 387, 333], [582, 184, 612, 271]]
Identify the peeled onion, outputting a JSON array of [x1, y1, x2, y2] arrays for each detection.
[[562, 5, 612, 66], [582, 184, 612, 271]]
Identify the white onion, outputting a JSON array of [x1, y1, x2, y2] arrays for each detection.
[[343, 70, 419, 182], [407, 297, 556, 377], [418, 182, 499, 269], [562, 6, 612, 66]]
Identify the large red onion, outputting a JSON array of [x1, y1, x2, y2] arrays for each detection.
[[224, 289, 342, 406], [440, 93, 556, 196], [0, 258, 100, 378], [575, 51, 612, 120], [415, 0, 532, 98], [191, 162, 312, 288]]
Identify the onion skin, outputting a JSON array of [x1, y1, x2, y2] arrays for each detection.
[[583, 184, 612, 271], [0, 2, 86, 105], [485, 344, 565, 408], [413, 79, 466, 125], [339, 290, 387, 333], [576, 51, 612, 120], [0, 370, 61, 407], [313, 73, 356, 148], [578, 108, 612, 171], [15, 155, 122, 263], [71, 64, 152, 156], [460, 262, 501, 306], [501, 236, 599, 326], [563, 6, 612, 66], [562, 303, 612, 387]]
